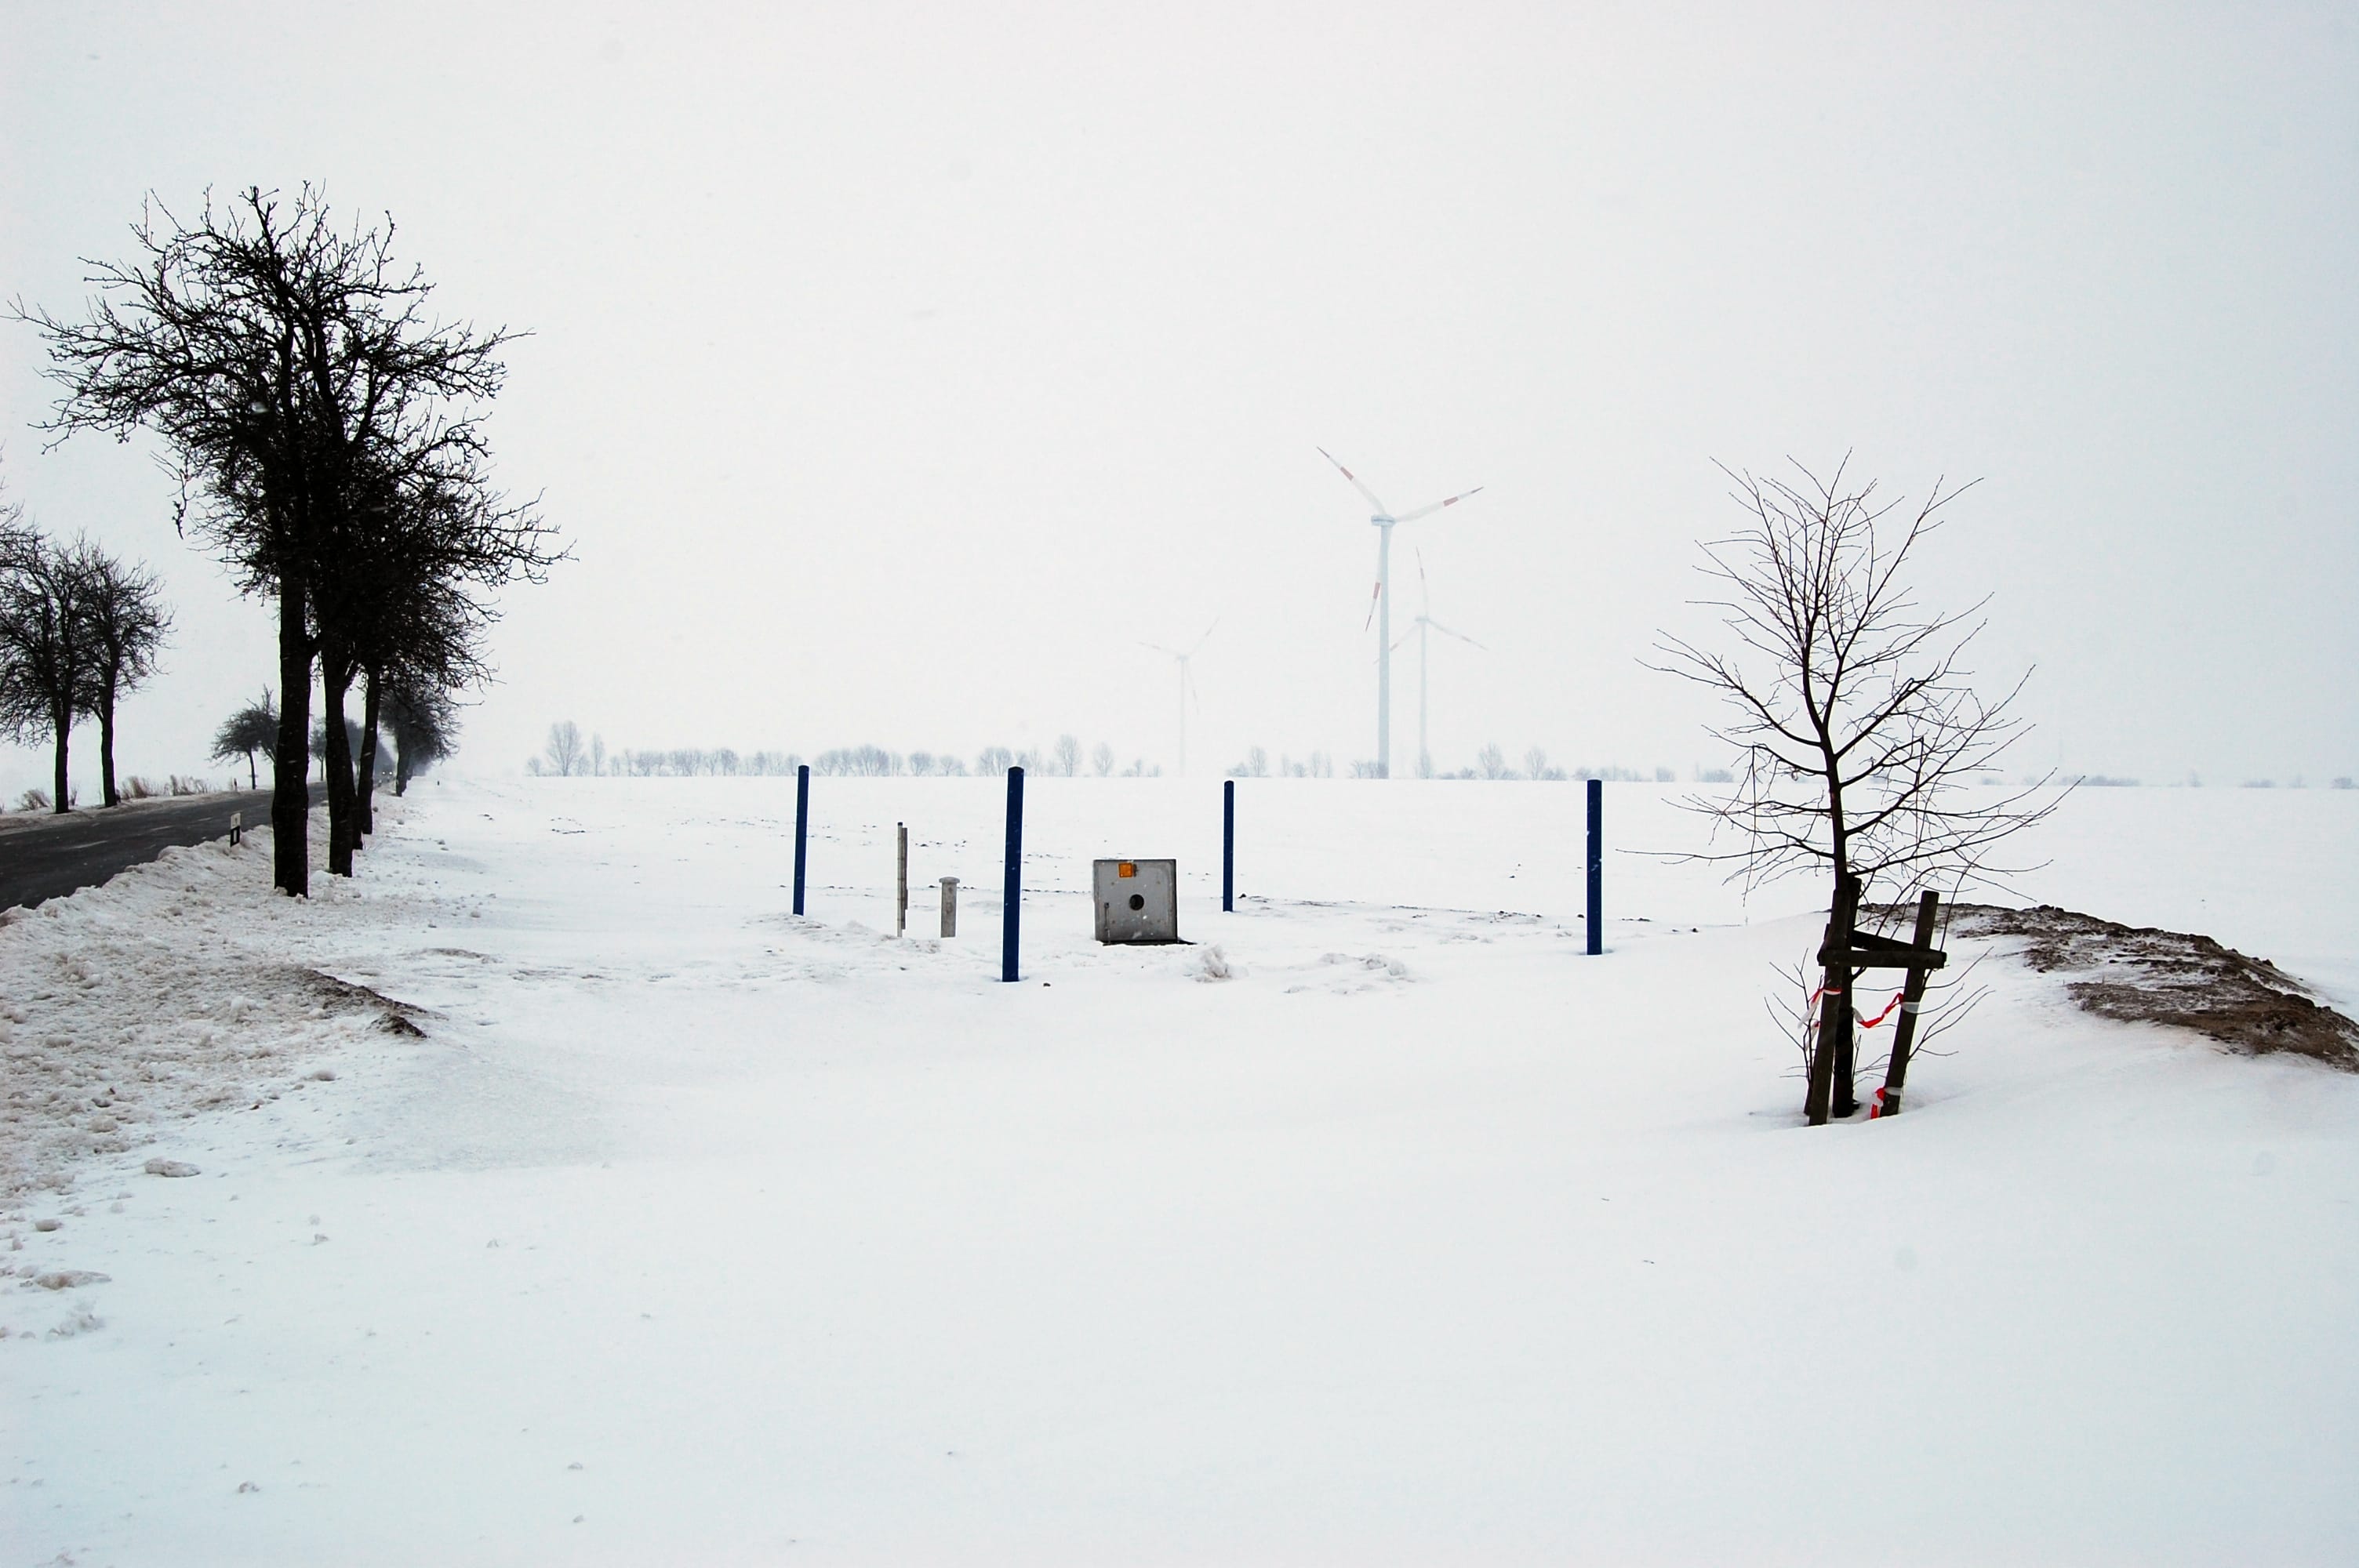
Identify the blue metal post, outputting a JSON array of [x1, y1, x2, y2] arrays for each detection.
[[1586, 777, 1603, 956], [1223, 779, 1235, 913], [1001, 765, 1024, 982], [793, 764, 810, 916]]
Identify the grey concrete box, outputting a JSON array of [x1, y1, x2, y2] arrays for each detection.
[[1093, 858, 1180, 944]]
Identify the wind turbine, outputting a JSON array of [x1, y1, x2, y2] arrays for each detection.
[[1140, 622, 1216, 777], [1391, 548, 1485, 778], [1318, 448, 1482, 779]]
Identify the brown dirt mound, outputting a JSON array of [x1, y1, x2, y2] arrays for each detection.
[[1917, 903, 2358, 1070], [288, 967, 431, 1037]]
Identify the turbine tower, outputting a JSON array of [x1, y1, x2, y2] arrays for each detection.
[[1319, 448, 1482, 778], [1140, 622, 1216, 777], [1391, 548, 1485, 778]]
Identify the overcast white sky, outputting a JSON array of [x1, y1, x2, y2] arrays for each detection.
[[3, 2, 2354, 797]]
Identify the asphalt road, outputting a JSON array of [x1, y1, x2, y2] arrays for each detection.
[[0, 785, 325, 911]]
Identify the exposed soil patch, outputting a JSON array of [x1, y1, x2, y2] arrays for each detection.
[[1917, 903, 2359, 1070], [289, 967, 432, 1036]]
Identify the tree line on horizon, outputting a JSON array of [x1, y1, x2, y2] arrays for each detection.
[[529, 720, 1714, 785], [530, 724, 1166, 780]]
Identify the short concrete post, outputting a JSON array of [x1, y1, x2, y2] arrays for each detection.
[[229, 810, 243, 847], [940, 877, 958, 938]]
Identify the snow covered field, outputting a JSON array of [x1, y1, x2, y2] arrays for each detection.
[[4, 776, 2356, 1565]]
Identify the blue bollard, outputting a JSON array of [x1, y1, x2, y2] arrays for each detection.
[[1586, 776, 1603, 956], [1001, 765, 1024, 982], [1223, 779, 1235, 913], [793, 764, 810, 916]]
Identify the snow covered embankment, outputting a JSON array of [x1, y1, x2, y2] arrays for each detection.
[[0, 805, 421, 1204]]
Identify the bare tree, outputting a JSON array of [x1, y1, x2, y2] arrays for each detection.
[[1053, 734, 1081, 777], [544, 720, 585, 776], [67, 543, 172, 806], [1651, 458, 2059, 1124], [210, 689, 278, 789], [19, 186, 540, 895], [1476, 742, 1512, 780], [311, 715, 362, 766], [325, 439, 554, 853], [0, 481, 28, 557], [0, 529, 99, 814], [383, 678, 456, 793], [1092, 741, 1114, 777]]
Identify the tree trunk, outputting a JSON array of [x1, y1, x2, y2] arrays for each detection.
[[49, 698, 71, 815], [354, 668, 380, 839], [272, 578, 313, 897], [394, 746, 411, 797], [246, 750, 257, 790], [322, 655, 358, 877], [97, 680, 119, 807], [1830, 876, 1861, 1117], [1804, 873, 1861, 1126]]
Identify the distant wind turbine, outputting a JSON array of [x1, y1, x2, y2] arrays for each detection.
[[1319, 448, 1482, 779], [1391, 548, 1485, 778], [1140, 622, 1217, 777]]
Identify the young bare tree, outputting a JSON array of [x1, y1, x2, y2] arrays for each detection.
[[211, 689, 278, 789], [18, 186, 536, 894], [67, 543, 172, 806], [1652, 458, 2059, 1125], [1053, 734, 1081, 778]]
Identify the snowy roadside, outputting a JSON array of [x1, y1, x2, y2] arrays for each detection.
[[0, 802, 443, 1209]]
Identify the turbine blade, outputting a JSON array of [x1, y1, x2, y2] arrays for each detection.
[[1361, 579, 1381, 633], [1139, 641, 1181, 659], [1390, 485, 1484, 526], [1187, 618, 1220, 657], [1416, 546, 1430, 615], [1428, 619, 1486, 650], [1318, 446, 1391, 517]]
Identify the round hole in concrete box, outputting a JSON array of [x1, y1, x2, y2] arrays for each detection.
[[1129, 893, 1145, 911]]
